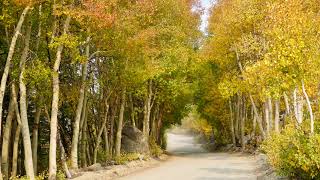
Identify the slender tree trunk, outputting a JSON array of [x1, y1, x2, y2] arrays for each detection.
[[19, 22, 35, 180], [84, 119, 91, 165], [82, 116, 88, 167], [109, 105, 117, 156], [228, 100, 236, 146], [115, 89, 126, 157], [71, 37, 90, 169], [249, 95, 265, 139], [253, 112, 257, 137], [293, 88, 298, 123], [103, 127, 109, 154], [143, 80, 153, 139], [31, 105, 41, 174], [150, 104, 159, 140], [1, 94, 15, 179], [129, 94, 136, 127], [293, 88, 304, 125], [11, 125, 21, 178], [236, 51, 265, 139], [274, 100, 280, 133], [283, 93, 291, 126], [79, 100, 88, 168], [297, 96, 304, 125], [35, 5, 42, 51], [264, 101, 270, 136], [238, 95, 242, 145], [11, 84, 22, 178], [49, 16, 71, 180], [302, 81, 314, 133], [93, 101, 109, 163], [283, 93, 290, 115], [268, 98, 273, 130], [235, 94, 240, 142], [156, 110, 162, 143], [240, 96, 245, 150], [58, 132, 72, 178], [0, 7, 30, 179], [79, 91, 88, 141], [31, 6, 43, 173]]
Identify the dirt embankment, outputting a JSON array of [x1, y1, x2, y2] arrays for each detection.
[[73, 154, 169, 180]]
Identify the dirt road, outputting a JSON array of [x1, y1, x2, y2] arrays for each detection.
[[118, 133, 258, 180]]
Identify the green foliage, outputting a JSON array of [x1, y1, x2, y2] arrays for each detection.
[[10, 170, 65, 180], [24, 60, 51, 88], [114, 153, 140, 165], [0, 0, 200, 178], [56, 171, 66, 180], [92, 150, 140, 165], [49, 34, 86, 63], [261, 125, 320, 179], [183, 110, 213, 139], [96, 150, 111, 163], [149, 139, 163, 158]]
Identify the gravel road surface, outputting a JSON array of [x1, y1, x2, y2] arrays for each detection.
[[118, 133, 258, 180]]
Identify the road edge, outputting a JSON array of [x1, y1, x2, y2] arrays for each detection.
[[72, 154, 171, 180]]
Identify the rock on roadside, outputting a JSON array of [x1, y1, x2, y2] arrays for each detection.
[[121, 126, 149, 154]]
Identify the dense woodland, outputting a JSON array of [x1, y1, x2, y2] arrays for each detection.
[[2, 0, 320, 179], [200, 0, 320, 179], [0, 0, 200, 179]]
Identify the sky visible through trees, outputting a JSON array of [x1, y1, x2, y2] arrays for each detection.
[[200, 0, 214, 33]]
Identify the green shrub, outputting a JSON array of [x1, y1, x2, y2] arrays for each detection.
[[97, 150, 111, 163], [149, 139, 163, 157], [261, 125, 320, 179], [10, 171, 65, 180], [114, 153, 140, 165], [56, 170, 66, 180]]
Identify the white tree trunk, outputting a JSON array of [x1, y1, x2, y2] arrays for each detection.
[[274, 100, 280, 133], [240, 96, 245, 150], [93, 101, 109, 163], [268, 98, 273, 130], [58, 132, 72, 178], [79, 91, 88, 140], [251, 106, 256, 137], [103, 127, 109, 154], [71, 37, 89, 170], [129, 94, 136, 127], [302, 81, 314, 133], [32, 105, 41, 174], [249, 95, 266, 139], [79, 93, 88, 167], [283, 93, 291, 125], [11, 125, 21, 178], [32, 5, 43, 172], [0, 7, 30, 178], [115, 89, 126, 157], [235, 94, 240, 141], [264, 101, 270, 136], [19, 23, 35, 180], [1, 94, 15, 179], [49, 16, 71, 180], [143, 80, 153, 140], [293, 88, 304, 125], [11, 84, 22, 178]]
